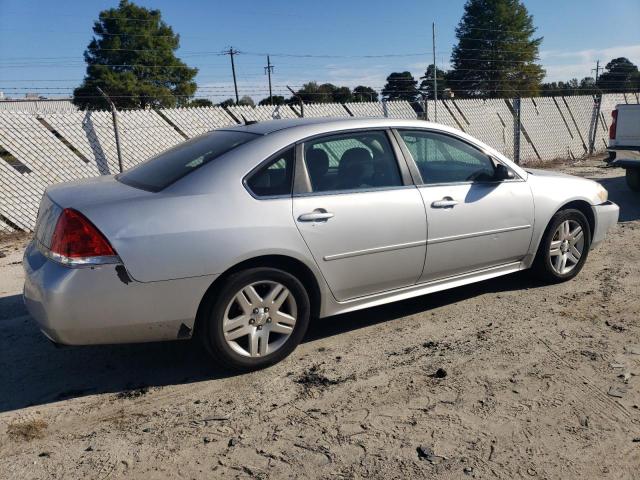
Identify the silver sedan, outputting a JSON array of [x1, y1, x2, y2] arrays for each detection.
[[23, 117, 619, 370]]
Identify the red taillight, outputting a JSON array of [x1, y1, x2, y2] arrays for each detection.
[[50, 208, 116, 258], [609, 109, 618, 140]]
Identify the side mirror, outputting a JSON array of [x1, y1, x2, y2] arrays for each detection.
[[494, 163, 515, 181]]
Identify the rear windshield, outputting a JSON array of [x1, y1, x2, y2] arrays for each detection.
[[117, 130, 258, 191]]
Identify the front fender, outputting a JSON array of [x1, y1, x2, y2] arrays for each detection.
[[524, 171, 605, 266]]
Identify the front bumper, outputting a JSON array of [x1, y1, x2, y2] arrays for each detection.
[[23, 241, 217, 345], [591, 201, 619, 249]]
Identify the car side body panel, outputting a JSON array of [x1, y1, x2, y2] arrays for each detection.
[[24, 118, 619, 347]]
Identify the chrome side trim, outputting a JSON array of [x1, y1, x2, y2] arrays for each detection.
[[323, 239, 426, 262], [321, 261, 525, 317], [427, 224, 532, 245]]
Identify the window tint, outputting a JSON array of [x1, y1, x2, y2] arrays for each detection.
[[246, 148, 295, 197], [118, 130, 257, 191], [304, 131, 402, 193], [399, 130, 496, 184]]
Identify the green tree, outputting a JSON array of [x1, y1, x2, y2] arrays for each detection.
[[419, 64, 450, 100], [294, 82, 353, 103], [448, 0, 544, 98], [295, 82, 329, 103], [597, 57, 640, 93], [540, 77, 600, 96], [237, 95, 255, 106], [258, 95, 286, 106], [188, 98, 213, 107], [381, 72, 418, 101], [579, 77, 597, 94], [332, 86, 353, 103], [217, 98, 235, 108], [352, 86, 378, 102], [73, 0, 198, 110]]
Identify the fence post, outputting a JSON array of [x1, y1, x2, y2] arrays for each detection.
[[588, 93, 602, 155], [513, 97, 521, 165], [97, 87, 123, 173], [286, 85, 304, 117]]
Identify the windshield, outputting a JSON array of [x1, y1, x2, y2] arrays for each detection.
[[118, 130, 258, 191]]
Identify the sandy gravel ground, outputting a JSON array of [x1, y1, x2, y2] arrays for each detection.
[[0, 157, 639, 479]]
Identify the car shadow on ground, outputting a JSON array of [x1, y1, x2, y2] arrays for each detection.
[[0, 271, 542, 414], [592, 174, 640, 222], [2, 170, 636, 414]]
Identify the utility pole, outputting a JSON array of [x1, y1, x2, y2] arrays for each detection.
[[225, 47, 240, 103], [264, 55, 274, 104], [96, 86, 123, 173], [592, 59, 603, 84], [432, 22, 437, 122]]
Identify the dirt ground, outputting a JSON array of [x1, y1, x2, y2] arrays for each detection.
[[1, 157, 639, 479]]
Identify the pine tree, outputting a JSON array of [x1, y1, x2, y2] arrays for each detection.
[[381, 72, 417, 102], [597, 58, 640, 93], [449, 0, 544, 98], [352, 86, 379, 102], [419, 64, 449, 100], [73, 0, 198, 110]]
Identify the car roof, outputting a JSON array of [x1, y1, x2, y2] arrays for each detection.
[[218, 116, 441, 136]]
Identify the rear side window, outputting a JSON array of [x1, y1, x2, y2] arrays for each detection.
[[118, 130, 257, 191], [398, 130, 495, 184], [246, 148, 295, 197]]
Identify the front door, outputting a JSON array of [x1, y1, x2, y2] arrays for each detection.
[[396, 129, 535, 282], [292, 130, 427, 301]]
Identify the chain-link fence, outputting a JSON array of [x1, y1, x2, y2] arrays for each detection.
[[0, 94, 638, 232]]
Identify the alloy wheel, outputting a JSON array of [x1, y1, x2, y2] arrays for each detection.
[[549, 219, 585, 275], [222, 281, 297, 357]]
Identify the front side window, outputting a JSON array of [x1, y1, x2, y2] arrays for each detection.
[[304, 131, 402, 193], [399, 130, 496, 184], [246, 148, 295, 197], [118, 130, 257, 191]]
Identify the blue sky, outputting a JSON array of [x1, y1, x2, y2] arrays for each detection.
[[1, 0, 639, 101]]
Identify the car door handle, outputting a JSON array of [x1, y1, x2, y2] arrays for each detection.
[[431, 198, 459, 208], [298, 211, 334, 222]]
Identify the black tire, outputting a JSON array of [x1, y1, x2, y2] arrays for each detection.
[[200, 267, 310, 371], [626, 168, 640, 192], [532, 209, 591, 283]]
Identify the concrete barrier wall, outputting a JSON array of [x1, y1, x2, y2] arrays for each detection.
[[0, 95, 637, 232]]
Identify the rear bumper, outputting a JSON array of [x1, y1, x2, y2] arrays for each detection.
[[591, 201, 619, 249], [23, 241, 217, 345], [607, 148, 640, 162]]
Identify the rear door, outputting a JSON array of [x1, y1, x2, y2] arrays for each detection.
[[292, 129, 427, 301], [396, 129, 534, 282]]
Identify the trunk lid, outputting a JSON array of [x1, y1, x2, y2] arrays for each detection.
[[45, 175, 153, 210]]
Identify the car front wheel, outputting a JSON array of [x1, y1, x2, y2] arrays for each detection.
[[532, 209, 591, 283], [200, 267, 310, 371]]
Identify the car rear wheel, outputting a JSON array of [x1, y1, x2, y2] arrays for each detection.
[[200, 267, 310, 371], [532, 209, 591, 283]]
